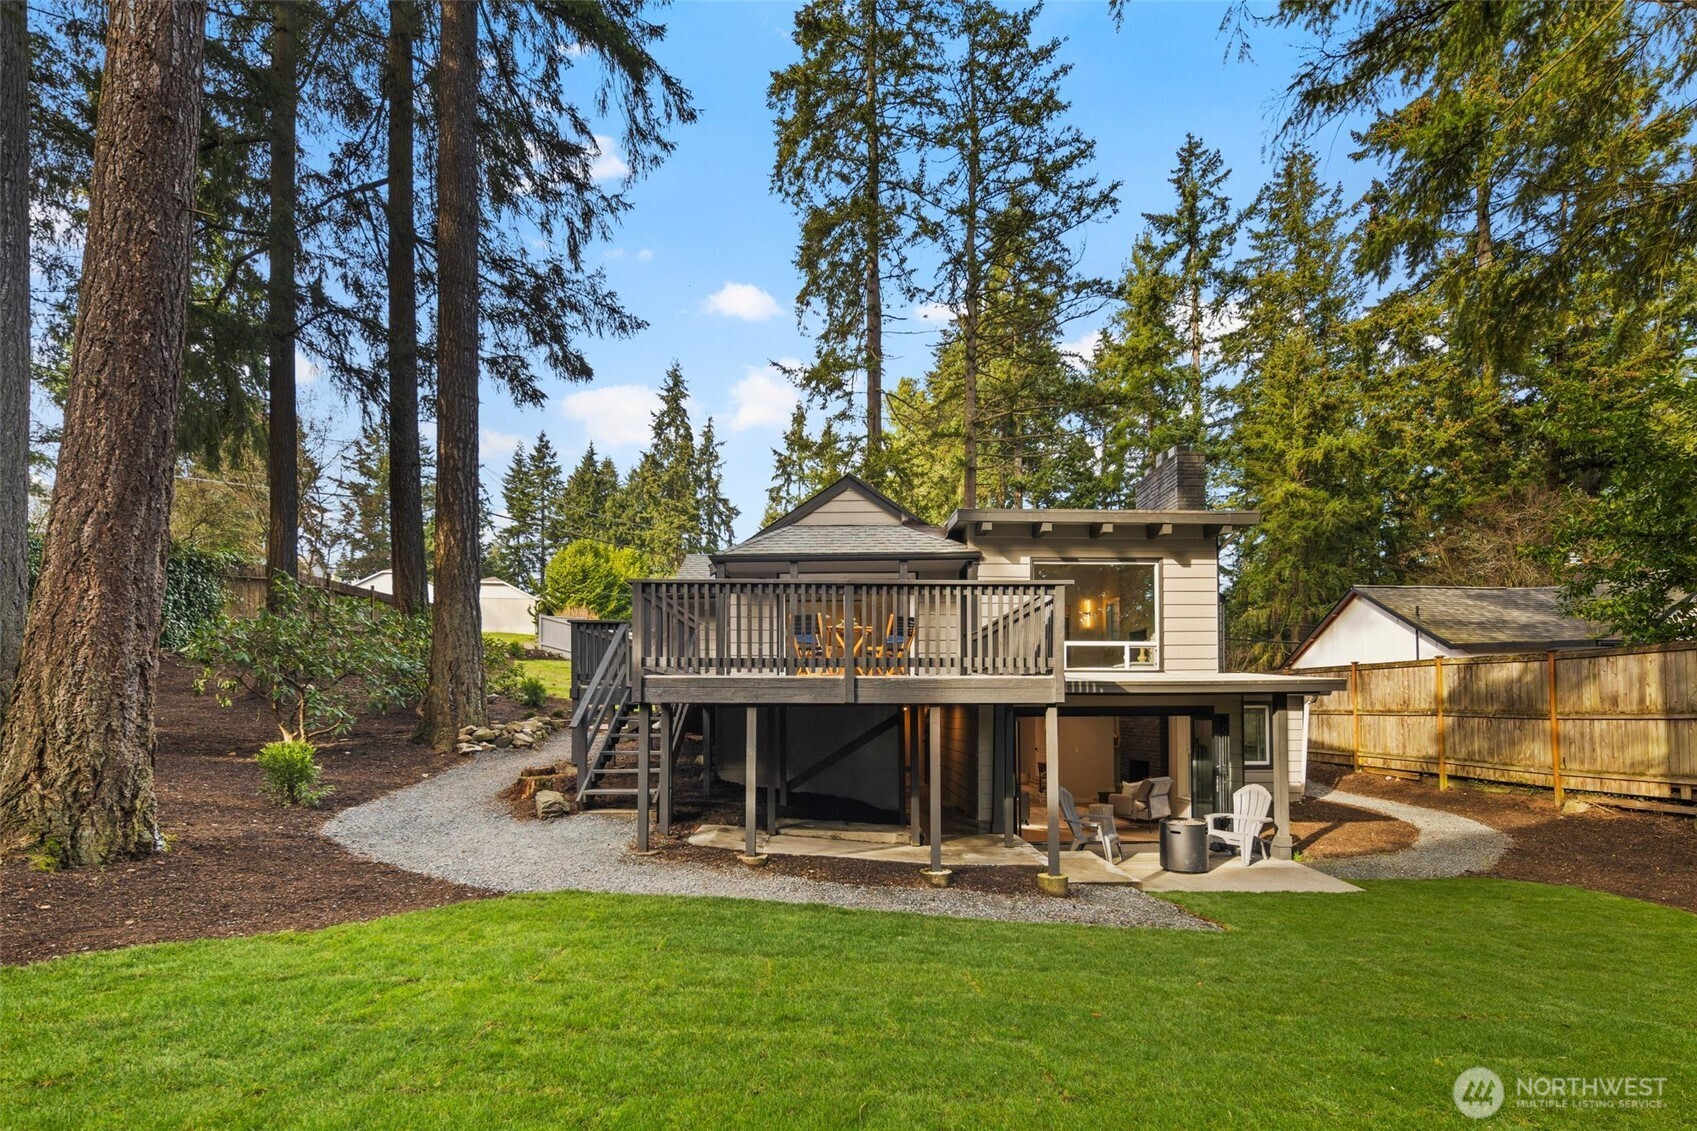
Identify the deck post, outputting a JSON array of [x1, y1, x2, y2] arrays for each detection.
[[929, 705, 944, 872], [909, 707, 923, 845], [635, 702, 651, 852], [766, 708, 779, 836], [1271, 695, 1294, 860], [1044, 706, 1060, 876], [701, 708, 714, 796], [659, 705, 673, 836], [744, 706, 758, 857]]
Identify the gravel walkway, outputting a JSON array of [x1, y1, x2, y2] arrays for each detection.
[[1306, 783, 1511, 879], [323, 738, 1211, 930]]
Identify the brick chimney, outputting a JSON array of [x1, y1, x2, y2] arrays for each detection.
[[1133, 447, 1207, 510]]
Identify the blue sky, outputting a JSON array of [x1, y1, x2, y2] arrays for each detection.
[[355, 1, 1374, 544]]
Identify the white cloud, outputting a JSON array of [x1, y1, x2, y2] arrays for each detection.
[[296, 348, 321, 385], [729, 360, 802, 432], [1060, 328, 1103, 370], [480, 428, 525, 460], [558, 384, 660, 448], [703, 281, 782, 321], [914, 301, 956, 325], [589, 133, 629, 182], [637, 248, 654, 262], [604, 247, 628, 260]]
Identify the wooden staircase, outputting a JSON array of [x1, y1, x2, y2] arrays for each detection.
[[569, 622, 691, 811]]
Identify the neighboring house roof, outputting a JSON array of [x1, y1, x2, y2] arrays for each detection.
[[479, 576, 537, 600], [675, 553, 714, 579], [762, 474, 927, 532], [1287, 585, 1620, 666], [714, 523, 974, 561]]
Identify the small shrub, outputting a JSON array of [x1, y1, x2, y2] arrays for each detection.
[[256, 740, 332, 807], [506, 639, 525, 660], [515, 674, 548, 708], [189, 577, 430, 743], [26, 837, 67, 873]]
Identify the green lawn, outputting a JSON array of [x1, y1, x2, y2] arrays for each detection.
[[521, 657, 571, 700], [3, 881, 1692, 1128]]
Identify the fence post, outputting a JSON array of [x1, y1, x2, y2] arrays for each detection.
[[1350, 661, 1362, 773], [1434, 656, 1447, 790], [1547, 651, 1565, 807]]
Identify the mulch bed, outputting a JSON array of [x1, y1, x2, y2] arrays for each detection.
[[1309, 764, 1697, 913], [1289, 797, 1421, 860], [0, 657, 535, 966]]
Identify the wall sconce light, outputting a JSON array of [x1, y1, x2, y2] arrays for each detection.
[[1079, 598, 1094, 629]]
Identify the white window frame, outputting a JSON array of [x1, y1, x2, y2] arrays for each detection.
[[1033, 558, 1162, 674], [1242, 703, 1272, 769]]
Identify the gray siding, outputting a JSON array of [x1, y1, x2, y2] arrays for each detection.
[[792, 493, 901, 526]]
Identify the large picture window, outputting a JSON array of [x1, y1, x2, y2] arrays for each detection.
[[1033, 561, 1158, 670]]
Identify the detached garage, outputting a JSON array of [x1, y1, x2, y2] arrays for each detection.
[[348, 570, 539, 636]]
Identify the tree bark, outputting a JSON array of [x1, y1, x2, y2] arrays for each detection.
[[265, 1, 299, 603], [961, 65, 981, 510], [0, 1, 29, 718], [419, 0, 484, 749], [862, 0, 883, 453], [0, 0, 206, 865], [386, 0, 428, 615]]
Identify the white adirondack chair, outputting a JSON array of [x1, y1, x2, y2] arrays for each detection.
[[1206, 784, 1276, 865]]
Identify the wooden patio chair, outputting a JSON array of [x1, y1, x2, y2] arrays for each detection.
[[791, 612, 833, 673], [1206, 783, 1276, 866], [860, 614, 915, 674]]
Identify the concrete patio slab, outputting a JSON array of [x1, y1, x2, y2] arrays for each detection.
[[1115, 847, 1362, 893], [689, 825, 1052, 867]]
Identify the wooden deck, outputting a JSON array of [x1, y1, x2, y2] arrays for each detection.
[[628, 579, 1068, 704]]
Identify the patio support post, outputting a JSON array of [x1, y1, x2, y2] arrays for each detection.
[[929, 705, 944, 872], [636, 702, 652, 852], [1271, 696, 1294, 860], [744, 706, 758, 857], [908, 707, 923, 846], [658, 705, 673, 836], [1044, 706, 1060, 876], [701, 708, 714, 797], [766, 708, 779, 836]]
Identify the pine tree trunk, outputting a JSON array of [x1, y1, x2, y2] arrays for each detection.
[[419, 0, 484, 749], [862, 0, 883, 453], [0, 1, 29, 718], [265, 1, 299, 603], [0, 0, 206, 865], [386, 0, 428, 615], [960, 84, 981, 509]]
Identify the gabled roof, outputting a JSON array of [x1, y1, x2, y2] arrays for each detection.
[[675, 553, 714, 579], [714, 523, 974, 561], [760, 474, 927, 533], [1287, 585, 1620, 666]]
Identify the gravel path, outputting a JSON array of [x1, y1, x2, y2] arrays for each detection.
[[323, 739, 1211, 930], [1306, 783, 1511, 879]]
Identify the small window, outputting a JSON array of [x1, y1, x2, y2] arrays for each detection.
[[1243, 704, 1271, 768]]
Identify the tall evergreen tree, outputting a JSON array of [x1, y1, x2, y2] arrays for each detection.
[[493, 433, 566, 593], [0, 0, 27, 717], [561, 444, 621, 546], [419, 0, 483, 750], [332, 421, 395, 581], [0, 0, 208, 864], [622, 363, 699, 569], [385, 0, 428, 614], [770, 0, 944, 460], [1218, 149, 1387, 668], [694, 419, 739, 552], [764, 403, 858, 525], [1140, 133, 1236, 448], [928, 0, 1117, 505]]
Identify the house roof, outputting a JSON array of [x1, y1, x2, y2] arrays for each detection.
[[761, 474, 928, 532], [675, 553, 714, 579], [1287, 586, 1620, 666], [943, 507, 1260, 539], [713, 523, 974, 561], [479, 576, 537, 599]]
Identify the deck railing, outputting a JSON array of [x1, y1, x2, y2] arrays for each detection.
[[567, 619, 626, 701], [629, 579, 1067, 686]]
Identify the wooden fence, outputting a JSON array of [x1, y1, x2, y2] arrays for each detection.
[[220, 570, 393, 619], [1304, 642, 1697, 807]]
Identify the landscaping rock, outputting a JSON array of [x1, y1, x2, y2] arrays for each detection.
[[472, 727, 497, 742], [1561, 799, 1592, 815], [455, 743, 482, 756], [535, 790, 569, 819], [512, 734, 536, 749]]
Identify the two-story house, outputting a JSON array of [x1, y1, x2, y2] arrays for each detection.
[[567, 448, 1346, 883]]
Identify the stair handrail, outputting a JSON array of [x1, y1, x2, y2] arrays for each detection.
[[570, 622, 631, 729]]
